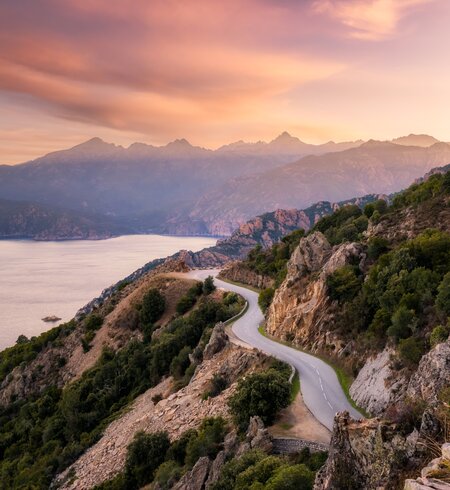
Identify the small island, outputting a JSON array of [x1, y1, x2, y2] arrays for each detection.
[[41, 315, 62, 323]]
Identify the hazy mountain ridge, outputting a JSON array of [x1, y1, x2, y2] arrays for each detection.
[[0, 133, 449, 238], [0, 199, 133, 240], [187, 140, 450, 234]]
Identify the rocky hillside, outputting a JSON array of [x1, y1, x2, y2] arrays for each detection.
[[0, 198, 133, 240], [55, 326, 267, 489], [1, 135, 448, 236], [1, 258, 280, 488], [187, 141, 450, 234], [0, 259, 327, 489], [222, 168, 450, 488]]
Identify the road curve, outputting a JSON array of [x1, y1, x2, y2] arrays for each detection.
[[185, 268, 363, 431]]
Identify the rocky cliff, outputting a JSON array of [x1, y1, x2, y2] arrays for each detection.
[[218, 261, 275, 289], [314, 410, 445, 490], [404, 443, 450, 489], [265, 232, 364, 362]]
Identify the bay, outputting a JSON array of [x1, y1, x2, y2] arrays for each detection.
[[0, 235, 216, 350]]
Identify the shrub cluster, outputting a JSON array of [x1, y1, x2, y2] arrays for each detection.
[[228, 363, 291, 431], [176, 281, 203, 314], [0, 296, 236, 488], [96, 417, 227, 490], [0, 320, 76, 384], [245, 229, 304, 286], [328, 228, 450, 365], [210, 447, 325, 490]]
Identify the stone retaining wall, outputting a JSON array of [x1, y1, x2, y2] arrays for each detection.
[[272, 437, 329, 454]]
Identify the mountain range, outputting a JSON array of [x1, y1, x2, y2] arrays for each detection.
[[0, 133, 449, 238]]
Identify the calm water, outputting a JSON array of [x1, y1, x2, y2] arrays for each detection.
[[0, 235, 216, 350]]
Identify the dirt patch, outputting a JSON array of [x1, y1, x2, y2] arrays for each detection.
[[269, 391, 331, 445]]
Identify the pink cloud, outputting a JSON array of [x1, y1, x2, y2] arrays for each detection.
[[313, 0, 434, 40]]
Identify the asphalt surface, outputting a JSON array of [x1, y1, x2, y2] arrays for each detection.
[[186, 268, 364, 431]]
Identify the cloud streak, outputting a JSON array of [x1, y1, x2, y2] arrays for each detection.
[[0, 0, 448, 163], [313, 0, 433, 40]]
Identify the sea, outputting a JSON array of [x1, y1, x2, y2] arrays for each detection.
[[0, 234, 216, 350]]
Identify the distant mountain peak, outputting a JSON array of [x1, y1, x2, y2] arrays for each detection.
[[271, 131, 302, 143], [361, 139, 396, 149], [278, 131, 293, 138], [392, 134, 440, 147], [166, 138, 193, 148], [72, 137, 117, 152], [80, 137, 106, 147]]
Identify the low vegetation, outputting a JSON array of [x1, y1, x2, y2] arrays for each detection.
[[228, 361, 291, 431], [0, 279, 241, 489], [0, 320, 76, 384], [96, 417, 227, 490], [325, 229, 450, 366], [210, 447, 326, 490], [246, 230, 305, 287]]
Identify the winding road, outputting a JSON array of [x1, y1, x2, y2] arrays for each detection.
[[186, 268, 363, 431]]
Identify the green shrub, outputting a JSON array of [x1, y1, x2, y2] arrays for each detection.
[[292, 447, 328, 472], [185, 417, 227, 468], [265, 464, 314, 490], [235, 455, 284, 488], [364, 199, 388, 218], [140, 289, 165, 325], [313, 205, 365, 245], [367, 237, 389, 260], [398, 337, 424, 366], [210, 450, 266, 490], [153, 460, 182, 489], [203, 276, 216, 295], [85, 314, 103, 331], [169, 346, 192, 379], [166, 429, 198, 466], [124, 431, 170, 488], [16, 334, 29, 344], [229, 369, 291, 430], [327, 266, 362, 303], [430, 325, 449, 347], [387, 306, 417, 341], [223, 292, 238, 306], [393, 173, 448, 208], [436, 272, 450, 316], [258, 288, 275, 312], [176, 294, 196, 314], [204, 374, 228, 399], [176, 282, 203, 314]]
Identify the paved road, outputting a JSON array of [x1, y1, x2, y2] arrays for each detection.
[[186, 269, 363, 431]]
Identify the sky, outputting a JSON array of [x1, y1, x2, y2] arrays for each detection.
[[1, 0, 449, 163]]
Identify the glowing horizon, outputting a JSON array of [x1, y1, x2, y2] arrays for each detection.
[[1, 0, 449, 163]]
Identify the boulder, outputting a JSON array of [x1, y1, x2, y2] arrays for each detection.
[[203, 323, 228, 360], [174, 457, 211, 490]]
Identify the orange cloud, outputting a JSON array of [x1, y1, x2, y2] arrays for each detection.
[[0, 1, 344, 138], [0, 0, 448, 163], [314, 0, 433, 40]]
